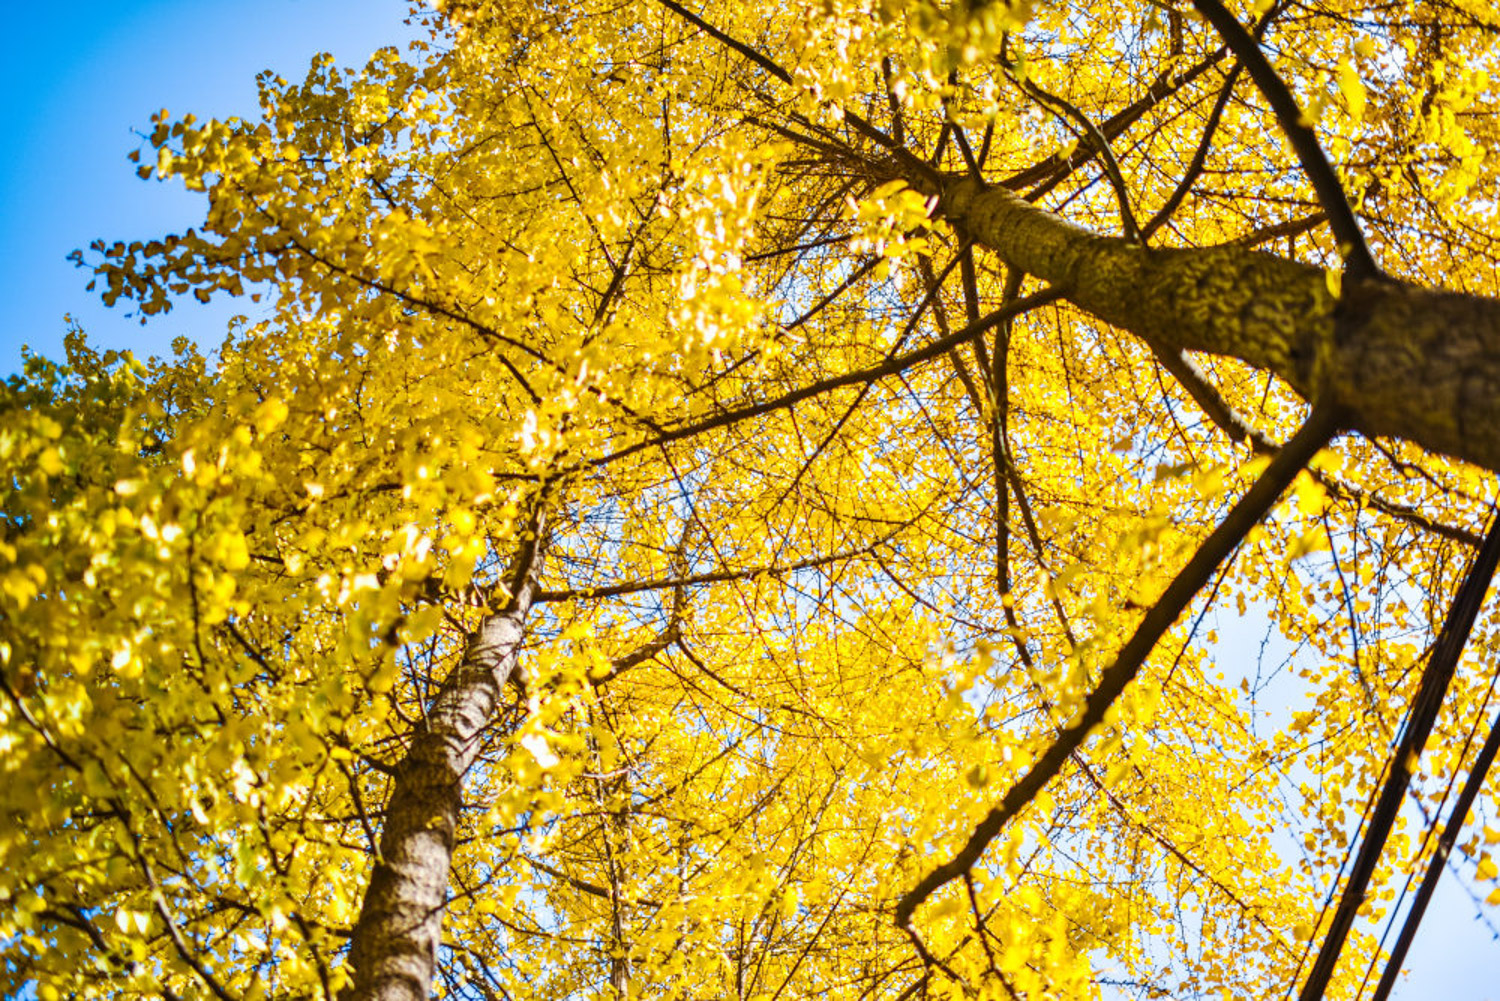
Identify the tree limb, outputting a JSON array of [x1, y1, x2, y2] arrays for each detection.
[[930, 176, 1500, 474], [895, 407, 1339, 931]]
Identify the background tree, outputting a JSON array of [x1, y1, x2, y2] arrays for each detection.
[[5, 1, 1500, 999]]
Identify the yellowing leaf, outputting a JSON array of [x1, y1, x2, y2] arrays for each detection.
[[1338, 59, 1368, 124]]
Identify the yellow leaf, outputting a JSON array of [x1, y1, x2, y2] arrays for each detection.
[[928, 894, 964, 921], [254, 397, 289, 433], [36, 447, 65, 476], [212, 531, 250, 571], [1338, 59, 1368, 124]]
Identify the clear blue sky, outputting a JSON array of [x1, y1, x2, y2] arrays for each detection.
[[2, 2, 1496, 996], [0, 0, 415, 374]]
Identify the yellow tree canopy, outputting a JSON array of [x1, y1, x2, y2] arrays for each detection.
[[5, 1, 1500, 998]]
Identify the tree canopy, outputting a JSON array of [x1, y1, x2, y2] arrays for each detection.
[[6, 0, 1500, 998]]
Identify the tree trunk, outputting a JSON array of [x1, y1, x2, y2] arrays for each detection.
[[933, 176, 1500, 473], [343, 529, 544, 1001]]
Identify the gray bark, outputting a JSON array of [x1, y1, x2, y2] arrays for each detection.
[[935, 176, 1500, 474], [343, 529, 544, 1001]]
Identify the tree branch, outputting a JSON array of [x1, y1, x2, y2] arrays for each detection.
[[895, 407, 1340, 931], [1187, 0, 1379, 279], [538, 532, 898, 602], [589, 287, 1064, 470], [655, 0, 936, 183], [1370, 694, 1500, 1001], [1004, 47, 1228, 193], [1299, 505, 1500, 1001], [931, 176, 1500, 474]]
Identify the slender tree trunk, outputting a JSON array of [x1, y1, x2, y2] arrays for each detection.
[[930, 175, 1500, 473], [343, 527, 545, 1001]]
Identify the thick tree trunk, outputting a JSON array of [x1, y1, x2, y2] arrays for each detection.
[[343, 530, 544, 1001], [935, 176, 1500, 473]]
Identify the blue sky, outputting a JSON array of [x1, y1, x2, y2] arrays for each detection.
[[1205, 608, 1500, 1000], [2, 2, 1496, 996], [0, 0, 415, 374]]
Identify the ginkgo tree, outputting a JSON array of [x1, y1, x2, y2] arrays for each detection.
[[6, 0, 1500, 998]]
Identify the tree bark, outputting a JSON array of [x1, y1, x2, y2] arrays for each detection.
[[343, 527, 544, 1001], [933, 176, 1500, 473]]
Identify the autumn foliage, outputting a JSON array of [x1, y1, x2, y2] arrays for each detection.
[[5, 1, 1500, 999]]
